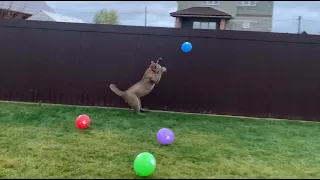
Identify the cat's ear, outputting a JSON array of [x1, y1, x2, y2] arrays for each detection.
[[156, 57, 162, 63]]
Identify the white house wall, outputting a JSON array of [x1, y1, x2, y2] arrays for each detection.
[[226, 16, 272, 32]]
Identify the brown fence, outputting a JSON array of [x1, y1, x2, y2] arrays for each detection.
[[1, 20, 320, 121]]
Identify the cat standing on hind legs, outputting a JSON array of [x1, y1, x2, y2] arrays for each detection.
[[109, 57, 167, 114]]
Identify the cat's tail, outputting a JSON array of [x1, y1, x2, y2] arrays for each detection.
[[109, 84, 125, 97]]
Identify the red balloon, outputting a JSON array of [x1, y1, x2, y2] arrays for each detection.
[[75, 114, 91, 129]]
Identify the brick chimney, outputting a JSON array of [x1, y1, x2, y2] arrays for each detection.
[[220, 19, 226, 30], [174, 17, 181, 28]]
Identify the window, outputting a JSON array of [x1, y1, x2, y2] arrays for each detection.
[[200, 22, 208, 29], [202, 1, 220, 5], [193, 22, 201, 29], [193, 21, 217, 30], [238, 1, 257, 6], [242, 22, 251, 29], [208, 22, 217, 29]]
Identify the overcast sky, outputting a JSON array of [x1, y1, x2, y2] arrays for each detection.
[[46, 1, 320, 35]]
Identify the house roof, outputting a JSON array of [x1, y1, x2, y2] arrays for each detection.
[[42, 11, 85, 23], [170, 7, 232, 19], [301, 31, 308, 35], [0, 1, 54, 15], [27, 10, 85, 23]]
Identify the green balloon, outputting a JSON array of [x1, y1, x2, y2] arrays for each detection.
[[133, 152, 156, 177]]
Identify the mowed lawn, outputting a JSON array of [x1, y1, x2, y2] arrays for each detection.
[[1, 102, 320, 178]]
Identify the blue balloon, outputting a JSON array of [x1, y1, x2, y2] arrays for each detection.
[[181, 42, 192, 53]]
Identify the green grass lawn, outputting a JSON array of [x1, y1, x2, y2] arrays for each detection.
[[1, 102, 320, 178]]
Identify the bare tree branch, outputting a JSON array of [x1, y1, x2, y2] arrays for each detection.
[[0, 2, 29, 20]]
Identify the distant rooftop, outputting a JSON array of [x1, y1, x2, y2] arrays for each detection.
[[27, 10, 85, 23], [170, 7, 231, 19], [0, 1, 54, 15]]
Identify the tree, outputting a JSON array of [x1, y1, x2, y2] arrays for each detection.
[[0, 2, 28, 19], [93, 9, 119, 25]]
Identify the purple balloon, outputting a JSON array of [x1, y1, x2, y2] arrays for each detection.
[[157, 128, 175, 145]]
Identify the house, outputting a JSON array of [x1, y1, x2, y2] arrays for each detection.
[[170, 1, 274, 32], [300, 31, 308, 35], [27, 11, 85, 23], [0, 1, 54, 19]]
